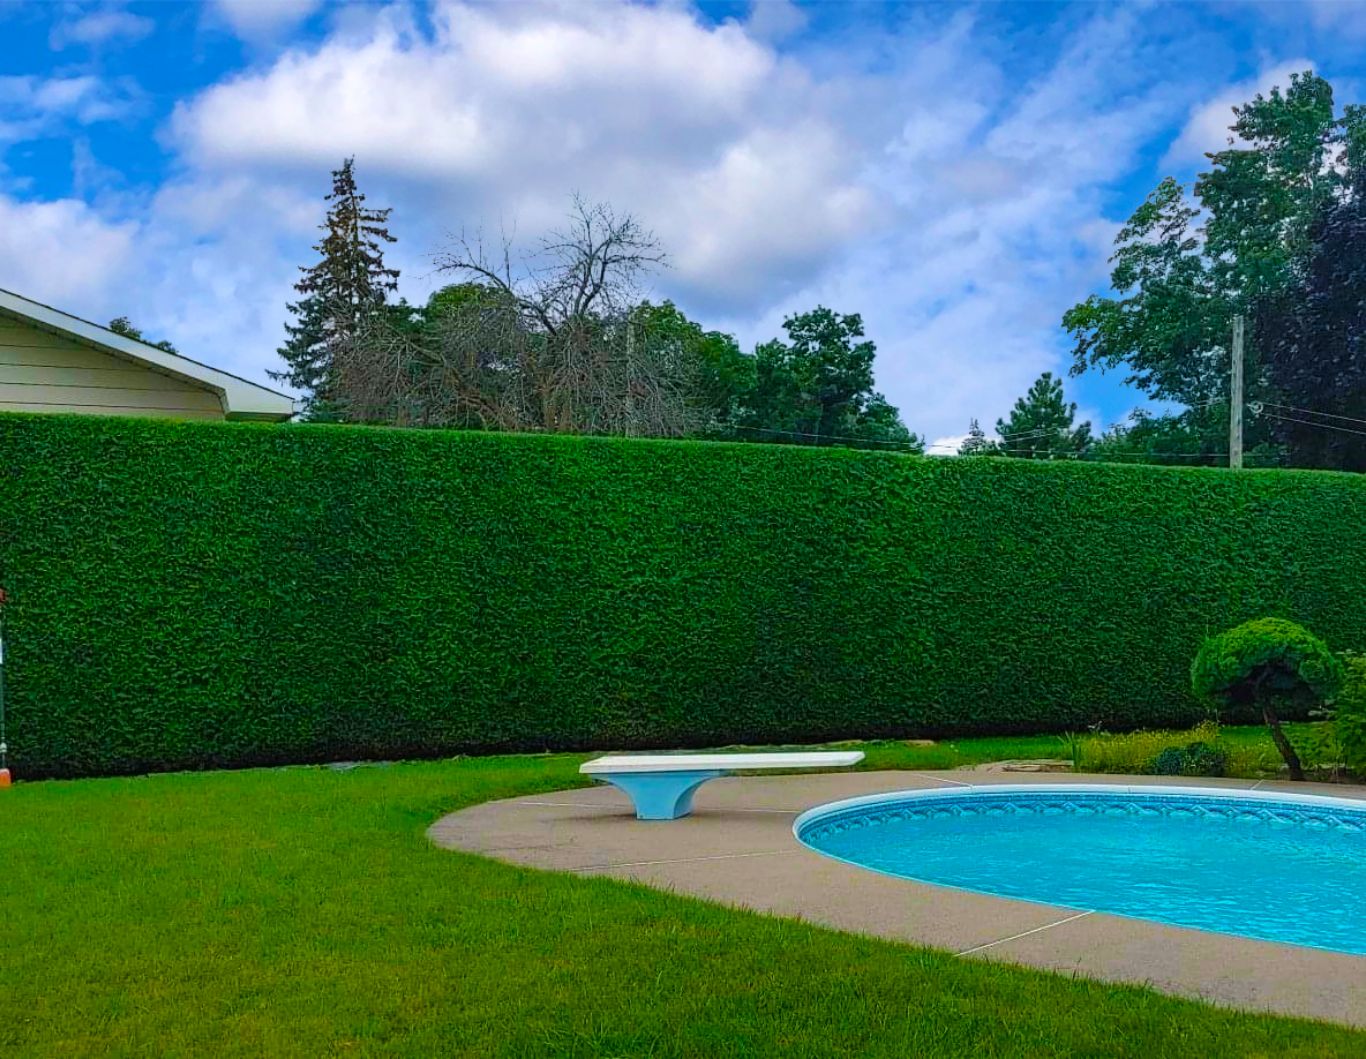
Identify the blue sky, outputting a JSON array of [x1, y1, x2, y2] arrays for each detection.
[[3, 0, 1365, 446]]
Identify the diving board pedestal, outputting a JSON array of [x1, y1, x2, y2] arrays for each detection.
[[579, 752, 865, 820]]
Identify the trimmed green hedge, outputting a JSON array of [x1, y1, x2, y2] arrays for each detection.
[[4, 412, 1366, 778]]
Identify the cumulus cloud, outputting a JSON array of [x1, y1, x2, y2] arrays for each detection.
[[0, 179, 308, 387], [0, 196, 137, 307], [168, 2, 871, 313], [725, 8, 1200, 440], [49, 9, 154, 49]]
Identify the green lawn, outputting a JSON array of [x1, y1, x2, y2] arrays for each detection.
[[3, 732, 1362, 1057]]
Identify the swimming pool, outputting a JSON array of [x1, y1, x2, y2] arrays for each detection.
[[795, 784, 1366, 956]]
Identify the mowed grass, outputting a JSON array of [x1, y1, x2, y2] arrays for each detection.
[[3, 737, 1364, 1057]]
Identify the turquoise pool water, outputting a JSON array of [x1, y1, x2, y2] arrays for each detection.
[[795, 785, 1366, 955]]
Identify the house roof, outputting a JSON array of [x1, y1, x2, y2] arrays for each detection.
[[0, 287, 296, 422]]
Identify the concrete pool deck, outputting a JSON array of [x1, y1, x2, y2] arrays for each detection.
[[428, 769, 1366, 1026]]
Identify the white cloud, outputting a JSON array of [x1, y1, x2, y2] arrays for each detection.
[[724, 8, 1199, 439], [926, 434, 968, 455], [0, 196, 137, 307], [1163, 58, 1315, 169], [1302, 0, 1366, 36], [50, 9, 154, 49], [175, 4, 782, 171], [168, 2, 869, 313], [210, 0, 321, 40], [0, 74, 138, 145], [0, 2, 1227, 440]]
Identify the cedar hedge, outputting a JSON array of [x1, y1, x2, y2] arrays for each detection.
[[3, 412, 1365, 779], [1336, 654, 1366, 776]]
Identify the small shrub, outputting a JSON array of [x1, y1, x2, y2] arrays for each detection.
[[1183, 741, 1228, 776], [1191, 618, 1343, 780], [1150, 741, 1228, 777], [1149, 747, 1188, 775], [1336, 653, 1366, 777]]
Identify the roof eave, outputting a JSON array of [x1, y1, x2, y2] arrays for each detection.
[[0, 287, 297, 422]]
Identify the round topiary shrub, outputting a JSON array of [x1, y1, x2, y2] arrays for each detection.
[[1191, 617, 1343, 781], [1336, 653, 1366, 778]]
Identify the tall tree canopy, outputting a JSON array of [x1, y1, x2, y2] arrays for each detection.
[[737, 307, 921, 452], [337, 201, 713, 436], [1086, 410, 1214, 466], [332, 194, 920, 449], [434, 195, 665, 337], [1063, 71, 1366, 465], [274, 157, 398, 420], [1257, 184, 1366, 470], [995, 372, 1091, 459], [628, 301, 752, 429]]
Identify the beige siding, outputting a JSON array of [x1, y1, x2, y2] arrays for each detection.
[[0, 317, 226, 420]]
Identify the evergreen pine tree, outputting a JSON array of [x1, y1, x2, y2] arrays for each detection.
[[958, 417, 996, 455], [273, 158, 399, 419], [995, 372, 1092, 459]]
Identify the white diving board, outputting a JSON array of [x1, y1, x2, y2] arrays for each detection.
[[580, 751, 864, 820]]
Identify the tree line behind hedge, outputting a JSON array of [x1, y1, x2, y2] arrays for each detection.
[[271, 168, 920, 455]]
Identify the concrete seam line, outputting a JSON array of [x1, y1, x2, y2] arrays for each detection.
[[518, 800, 800, 814], [1250, 780, 1266, 791], [516, 800, 622, 808], [953, 910, 1095, 957], [569, 849, 801, 872], [911, 772, 974, 787]]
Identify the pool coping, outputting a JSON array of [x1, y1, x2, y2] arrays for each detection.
[[427, 769, 1366, 1027]]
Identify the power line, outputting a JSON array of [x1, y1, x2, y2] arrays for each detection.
[[1256, 401, 1366, 429], [1085, 451, 1235, 461], [729, 424, 924, 450], [1257, 409, 1366, 439]]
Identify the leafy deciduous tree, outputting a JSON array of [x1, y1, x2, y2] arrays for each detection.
[[1257, 183, 1366, 470], [1064, 72, 1362, 464], [738, 307, 921, 452]]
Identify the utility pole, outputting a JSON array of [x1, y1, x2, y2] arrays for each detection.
[[1229, 315, 1244, 469], [624, 317, 635, 436]]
